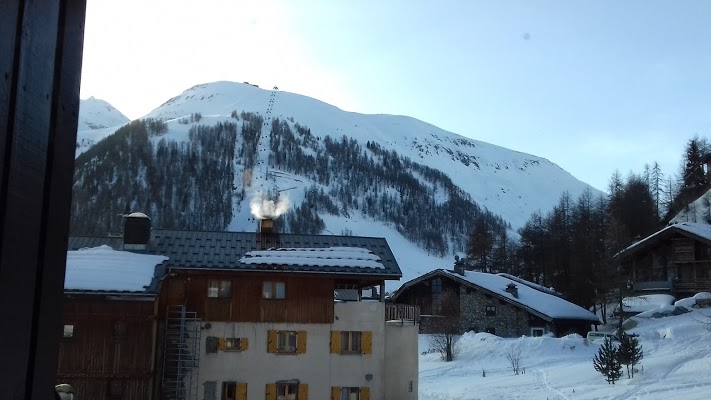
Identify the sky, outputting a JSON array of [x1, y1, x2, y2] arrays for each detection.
[[80, 0, 711, 192]]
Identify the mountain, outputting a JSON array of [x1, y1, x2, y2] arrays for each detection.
[[71, 81, 601, 287], [75, 96, 130, 155]]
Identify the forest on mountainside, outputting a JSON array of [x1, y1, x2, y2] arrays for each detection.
[[460, 135, 711, 313], [69, 114, 509, 256]]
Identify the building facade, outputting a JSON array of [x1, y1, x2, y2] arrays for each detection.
[[62, 214, 419, 400]]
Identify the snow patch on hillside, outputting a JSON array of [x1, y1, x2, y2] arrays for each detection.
[[76, 97, 130, 156]]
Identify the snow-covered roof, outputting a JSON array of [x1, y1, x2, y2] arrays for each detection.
[[240, 247, 384, 269], [441, 270, 599, 322], [64, 245, 168, 293], [618, 222, 711, 257]]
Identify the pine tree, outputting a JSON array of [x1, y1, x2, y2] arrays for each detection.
[[593, 337, 623, 384], [617, 335, 643, 378]]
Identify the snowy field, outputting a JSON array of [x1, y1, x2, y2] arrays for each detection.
[[419, 306, 711, 399]]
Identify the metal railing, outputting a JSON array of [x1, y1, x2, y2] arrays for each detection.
[[385, 304, 420, 322]]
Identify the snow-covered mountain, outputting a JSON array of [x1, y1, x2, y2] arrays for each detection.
[[144, 82, 598, 229], [73, 81, 602, 287], [75, 96, 130, 155]]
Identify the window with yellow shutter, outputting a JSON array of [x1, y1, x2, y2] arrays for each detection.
[[332, 387, 368, 400]]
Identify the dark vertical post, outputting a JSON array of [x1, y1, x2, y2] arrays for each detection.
[[0, 0, 87, 399]]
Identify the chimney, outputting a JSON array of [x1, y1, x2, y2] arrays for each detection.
[[259, 218, 274, 234], [505, 283, 518, 298], [453, 255, 465, 276], [123, 212, 151, 250]]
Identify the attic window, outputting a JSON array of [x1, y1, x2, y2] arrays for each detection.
[[485, 306, 496, 316], [63, 324, 74, 339]]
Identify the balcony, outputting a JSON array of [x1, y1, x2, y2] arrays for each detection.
[[385, 303, 420, 323], [674, 279, 711, 294]]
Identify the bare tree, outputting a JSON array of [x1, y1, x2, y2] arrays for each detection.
[[429, 289, 460, 362], [506, 347, 523, 375]]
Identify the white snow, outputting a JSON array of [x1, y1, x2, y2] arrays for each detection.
[[419, 306, 711, 399], [621, 294, 676, 314], [444, 270, 599, 322], [240, 247, 384, 269], [80, 81, 601, 290], [64, 245, 168, 292], [75, 97, 131, 156]]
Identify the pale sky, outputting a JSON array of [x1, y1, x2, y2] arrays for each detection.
[[80, 0, 711, 192]]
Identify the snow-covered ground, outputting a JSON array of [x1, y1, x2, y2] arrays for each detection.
[[419, 301, 711, 399]]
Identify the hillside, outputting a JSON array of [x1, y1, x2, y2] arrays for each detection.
[[71, 81, 601, 287]]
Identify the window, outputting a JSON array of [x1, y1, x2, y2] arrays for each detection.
[[485, 306, 496, 316], [278, 331, 297, 353], [330, 331, 372, 355], [208, 280, 232, 298], [531, 328, 545, 337], [113, 321, 127, 339], [277, 383, 298, 400], [220, 337, 248, 351], [63, 324, 74, 339], [263, 281, 286, 299], [222, 382, 237, 400], [431, 278, 442, 295], [340, 387, 360, 400], [341, 331, 362, 353]]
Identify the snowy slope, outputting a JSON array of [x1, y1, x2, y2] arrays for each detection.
[[79, 81, 603, 289], [142, 81, 599, 230], [671, 187, 711, 224], [76, 96, 130, 155], [420, 300, 711, 399]]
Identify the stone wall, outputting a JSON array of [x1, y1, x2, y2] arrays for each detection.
[[458, 286, 548, 337]]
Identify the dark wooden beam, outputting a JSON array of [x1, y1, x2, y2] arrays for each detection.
[[0, 1, 87, 399]]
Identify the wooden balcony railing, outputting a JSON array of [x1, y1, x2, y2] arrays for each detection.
[[385, 303, 420, 322], [674, 279, 711, 293]]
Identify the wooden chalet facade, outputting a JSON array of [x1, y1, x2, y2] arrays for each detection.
[[392, 269, 599, 338], [61, 214, 419, 400], [617, 222, 711, 297]]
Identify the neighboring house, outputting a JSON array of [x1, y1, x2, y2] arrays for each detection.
[[58, 245, 168, 400], [64, 213, 419, 400], [616, 222, 711, 297], [391, 269, 599, 337]]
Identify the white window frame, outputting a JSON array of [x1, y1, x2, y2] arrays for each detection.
[[531, 327, 545, 337], [277, 382, 298, 400], [277, 331, 298, 353], [341, 387, 360, 400]]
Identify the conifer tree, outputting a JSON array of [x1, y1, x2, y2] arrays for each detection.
[[618, 334, 643, 378], [593, 337, 623, 384]]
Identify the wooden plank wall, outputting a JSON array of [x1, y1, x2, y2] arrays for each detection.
[[57, 297, 156, 400], [161, 272, 336, 323]]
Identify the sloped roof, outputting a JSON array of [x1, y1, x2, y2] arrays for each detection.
[[393, 269, 599, 323], [68, 229, 401, 279], [64, 245, 167, 294], [617, 222, 711, 259]]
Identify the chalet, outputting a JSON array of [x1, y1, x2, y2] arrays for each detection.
[[391, 269, 599, 338], [616, 222, 711, 297], [61, 213, 419, 400], [58, 244, 167, 399]]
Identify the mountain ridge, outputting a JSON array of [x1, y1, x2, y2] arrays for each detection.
[[73, 81, 602, 287]]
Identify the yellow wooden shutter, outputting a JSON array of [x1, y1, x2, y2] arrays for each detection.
[[360, 387, 370, 400], [267, 330, 277, 353], [330, 331, 341, 354], [218, 337, 226, 351], [298, 383, 308, 400], [297, 330, 307, 353], [240, 337, 249, 351], [361, 331, 372, 354], [236, 383, 247, 400], [265, 383, 276, 400], [330, 387, 341, 400]]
